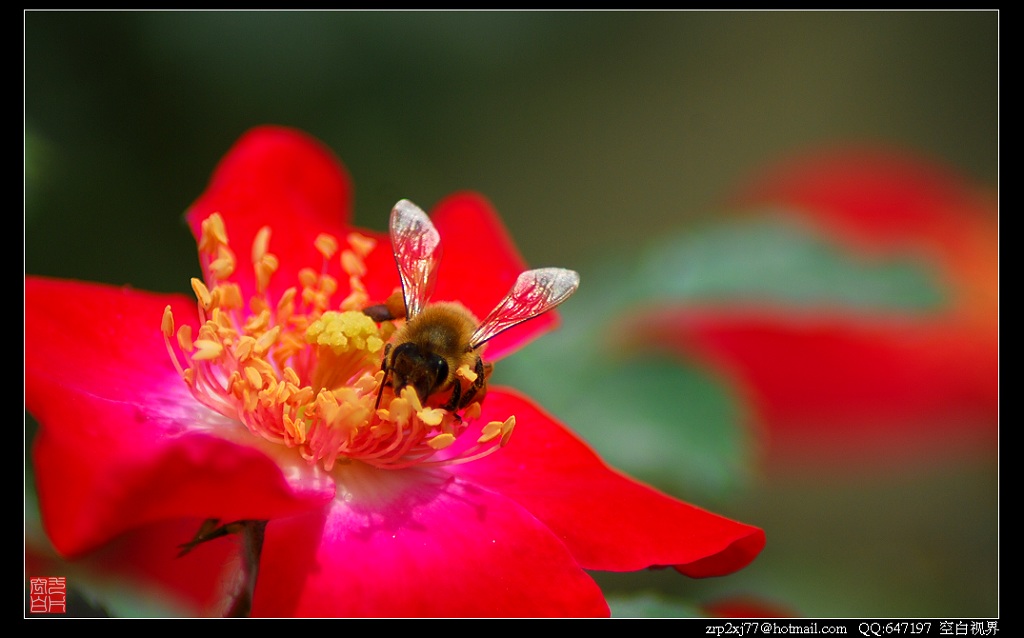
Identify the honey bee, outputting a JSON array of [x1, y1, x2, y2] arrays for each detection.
[[366, 199, 580, 413]]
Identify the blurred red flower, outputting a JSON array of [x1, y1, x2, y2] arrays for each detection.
[[624, 148, 997, 474], [26, 126, 764, 616], [701, 595, 796, 618]]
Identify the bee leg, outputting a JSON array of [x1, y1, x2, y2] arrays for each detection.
[[178, 518, 258, 557], [362, 304, 393, 323], [374, 344, 393, 411], [178, 520, 268, 618], [442, 376, 463, 413], [362, 290, 407, 322], [456, 357, 489, 409]]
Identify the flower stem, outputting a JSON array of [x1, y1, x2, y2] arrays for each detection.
[[224, 520, 268, 618], [179, 518, 268, 617]]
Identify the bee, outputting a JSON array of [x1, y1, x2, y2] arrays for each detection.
[[366, 199, 579, 413]]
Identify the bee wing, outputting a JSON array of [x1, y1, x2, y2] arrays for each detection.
[[470, 267, 580, 349], [390, 199, 442, 319]]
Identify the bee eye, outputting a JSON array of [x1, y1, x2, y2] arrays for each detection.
[[433, 357, 449, 384]]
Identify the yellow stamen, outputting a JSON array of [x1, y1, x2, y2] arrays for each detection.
[[254, 253, 279, 294], [176, 325, 194, 352], [462, 402, 482, 421], [198, 213, 229, 253], [161, 306, 175, 339], [234, 336, 256, 362], [500, 416, 516, 447], [192, 339, 224, 361], [428, 433, 456, 450], [162, 215, 515, 472], [298, 268, 318, 289], [456, 364, 479, 384], [347, 232, 376, 258], [191, 278, 212, 310], [478, 420, 504, 444], [244, 309, 270, 334], [209, 245, 237, 280], [418, 408, 445, 426], [254, 325, 281, 354], [341, 250, 365, 277], [305, 311, 385, 391], [244, 366, 264, 390], [252, 226, 272, 263], [315, 233, 339, 260], [388, 393, 414, 428], [406, 386, 424, 413], [276, 287, 297, 323]]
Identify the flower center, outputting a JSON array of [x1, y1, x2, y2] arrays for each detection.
[[162, 213, 514, 471]]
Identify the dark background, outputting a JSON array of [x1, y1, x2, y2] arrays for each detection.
[[26, 11, 997, 289]]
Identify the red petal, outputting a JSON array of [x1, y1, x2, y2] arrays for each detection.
[[731, 147, 998, 328], [702, 595, 796, 618], [635, 304, 998, 472], [28, 518, 243, 616], [184, 126, 355, 301], [251, 465, 610, 617], [428, 193, 561, 359], [455, 390, 765, 578], [731, 146, 996, 261], [26, 276, 334, 557]]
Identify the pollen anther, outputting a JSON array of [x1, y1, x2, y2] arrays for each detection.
[[315, 233, 339, 260]]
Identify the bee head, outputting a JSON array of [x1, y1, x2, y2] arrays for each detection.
[[389, 341, 450, 404]]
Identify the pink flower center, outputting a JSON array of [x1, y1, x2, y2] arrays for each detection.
[[161, 213, 514, 471]]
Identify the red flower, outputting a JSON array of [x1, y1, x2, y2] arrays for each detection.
[[701, 595, 796, 619], [26, 126, 764, 617], [625, 148, 997, 474]]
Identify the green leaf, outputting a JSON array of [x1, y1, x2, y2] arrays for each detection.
[[633, 213, 948, 312], [606, 591, 702, 618]]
